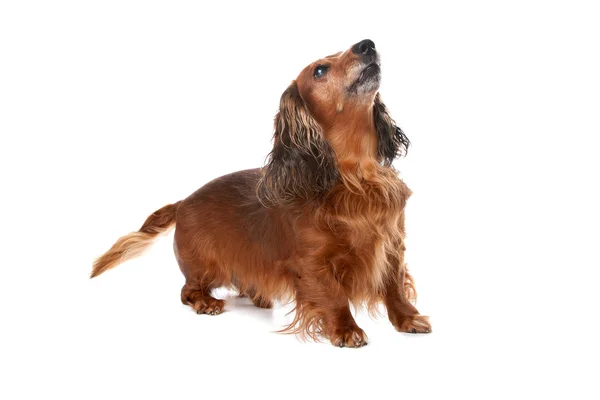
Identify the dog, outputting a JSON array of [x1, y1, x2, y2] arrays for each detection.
[[92, 39, 431, 347]]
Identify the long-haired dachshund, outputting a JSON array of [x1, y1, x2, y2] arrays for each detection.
[[92, 39, 431, 347]]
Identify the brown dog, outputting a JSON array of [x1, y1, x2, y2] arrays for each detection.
[[92, 39, 431, 347]]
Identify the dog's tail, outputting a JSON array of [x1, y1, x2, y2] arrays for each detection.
[[91, 201, 182, 278]]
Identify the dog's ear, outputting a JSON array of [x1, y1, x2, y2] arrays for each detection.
[[258, 82, 338, 206], [373, 93, 410, 166]]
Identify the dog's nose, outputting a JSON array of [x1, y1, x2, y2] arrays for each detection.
[[352, 39, 376, 56]]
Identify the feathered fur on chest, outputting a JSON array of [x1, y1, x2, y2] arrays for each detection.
[[316, 171, 412, 294]]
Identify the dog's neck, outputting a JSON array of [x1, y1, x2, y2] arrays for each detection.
[[325, 104, 381, 187]]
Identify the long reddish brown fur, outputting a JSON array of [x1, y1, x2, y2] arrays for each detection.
[[92, 40, 431, 347]]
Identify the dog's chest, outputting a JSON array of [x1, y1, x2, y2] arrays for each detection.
[[344, 209, 402, 287], [329, 186, 406, 291]]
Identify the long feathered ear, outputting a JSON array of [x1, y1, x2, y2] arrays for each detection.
[[257, 82, 338, 206], [373, 93, 410, 166]]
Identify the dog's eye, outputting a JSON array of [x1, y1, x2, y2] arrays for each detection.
[[313, 65, 329, 79]]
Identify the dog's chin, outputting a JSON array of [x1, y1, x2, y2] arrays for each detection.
[[348, 64, 381, 95]]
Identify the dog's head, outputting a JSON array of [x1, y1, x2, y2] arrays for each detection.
[[258, 40, 409, 206], [296, 39, 382, 122]]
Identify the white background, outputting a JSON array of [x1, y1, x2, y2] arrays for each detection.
[[1, 1, 599, 399]]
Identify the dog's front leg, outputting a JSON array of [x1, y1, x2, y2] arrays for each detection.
[[383, 253, 432, 334], [293, 266, 368, 348]]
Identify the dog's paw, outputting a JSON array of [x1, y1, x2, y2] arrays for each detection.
[[194, 298, 226, 315], [329, 326, 368, 348], [394, 315, 432, 334]]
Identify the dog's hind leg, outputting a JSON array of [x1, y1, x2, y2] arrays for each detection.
[[244, 287, 273, 309], [181, 279, 226, 315], [174, 224, 228, 315], [177, 256, 227, 315]]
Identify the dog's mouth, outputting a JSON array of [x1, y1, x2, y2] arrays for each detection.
[[348, 62, 381, 93], [358, 63, 381, 81]]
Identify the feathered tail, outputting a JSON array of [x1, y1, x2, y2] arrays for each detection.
[[91, 201, 181, 278]]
